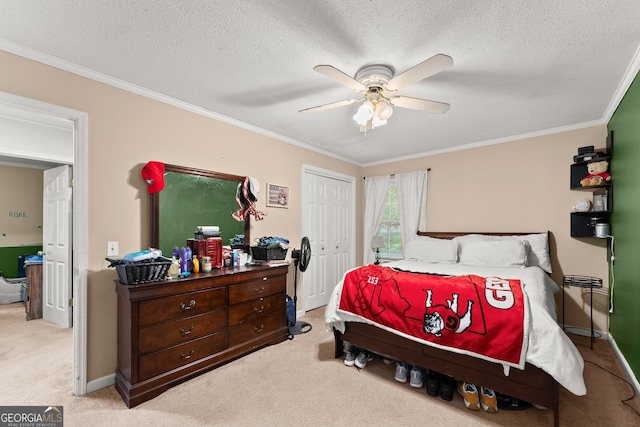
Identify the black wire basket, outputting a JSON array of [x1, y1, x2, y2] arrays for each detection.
[[250, 246, 288, 261], [108, 257, 173, 285]]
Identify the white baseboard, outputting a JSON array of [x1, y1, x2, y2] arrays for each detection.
[[608, 335, 640, 396], [563, 324, 640, 395], [86, 373, 115, 394]]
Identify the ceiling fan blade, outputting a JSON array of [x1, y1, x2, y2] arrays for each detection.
[[299, 98, 360, 114], [386, 54, 453, 91], [389, 96, 450, 114], [313, 65, 366, 92]]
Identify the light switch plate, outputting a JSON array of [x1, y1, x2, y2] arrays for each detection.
[[107, 241, 119, 257]]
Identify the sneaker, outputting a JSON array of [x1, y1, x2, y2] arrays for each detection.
[[479, 387, 498, 413], [439, 375, 456, 401], [426, 370, 441, 397], [394, 362, 409, 383], [354, 350, 374, 369], [382, 357, 394, 365], [457, 382, 480, 410], [343, 346, 360, 367], [496, 393, 532, 411], [409, 366, 424, 388]]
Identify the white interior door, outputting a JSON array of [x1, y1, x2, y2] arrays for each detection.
[[43, 164, 72, 328], [302, 166, 355, 312]]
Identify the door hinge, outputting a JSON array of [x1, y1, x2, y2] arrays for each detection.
[[69, 178, 74, 188], [69, 298, 73, 307]]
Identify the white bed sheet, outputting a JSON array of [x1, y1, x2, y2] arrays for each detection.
[[325, 260, 586, 396]]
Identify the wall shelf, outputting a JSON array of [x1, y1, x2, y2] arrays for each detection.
[[569, 131, 613, 238]]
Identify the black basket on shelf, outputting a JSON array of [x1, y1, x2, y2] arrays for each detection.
[[251, 246, 288, 261], [108, 257, 172, 285]]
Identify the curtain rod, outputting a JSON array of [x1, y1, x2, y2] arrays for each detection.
[[363, 168, 431, 179]]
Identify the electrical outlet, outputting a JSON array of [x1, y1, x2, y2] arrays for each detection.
[[107, 241, 119, 257]]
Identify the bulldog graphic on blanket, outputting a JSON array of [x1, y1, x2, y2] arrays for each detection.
[[337, 264, 529, 369]]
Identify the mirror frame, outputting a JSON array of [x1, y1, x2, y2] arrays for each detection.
[[149, 163, 250, 251]]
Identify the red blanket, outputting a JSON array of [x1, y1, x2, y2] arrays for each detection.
[[338, 265, 528, 368]]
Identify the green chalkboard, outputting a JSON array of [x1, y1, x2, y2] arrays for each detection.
[[149, 165, 249, 257]]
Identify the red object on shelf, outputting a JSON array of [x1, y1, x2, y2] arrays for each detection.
[[187, 237, 222, 269]]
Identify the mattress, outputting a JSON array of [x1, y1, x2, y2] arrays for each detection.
[[325, 260, 586, 396]]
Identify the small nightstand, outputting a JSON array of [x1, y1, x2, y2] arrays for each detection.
[[562, 275, 603, 349]]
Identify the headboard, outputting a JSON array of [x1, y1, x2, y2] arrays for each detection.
[[417, 231, 536, 239]]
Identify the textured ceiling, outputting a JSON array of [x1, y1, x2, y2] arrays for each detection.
[[1, 1, 640, 165]]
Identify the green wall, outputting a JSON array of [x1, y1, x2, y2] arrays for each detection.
[[0, 245, 43, 278], [608, 71, 640, 381]]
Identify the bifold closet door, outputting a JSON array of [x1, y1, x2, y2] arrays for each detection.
[[302, 172, 353, 312]]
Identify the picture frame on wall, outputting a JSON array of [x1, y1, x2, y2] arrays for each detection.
[[266, 183, 289, 208]]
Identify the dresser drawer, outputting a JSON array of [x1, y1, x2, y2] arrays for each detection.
[[228, 294, 284, 326], [228, 311, 286, 347], [228, 275, 285, 304], [138, 332, 227, 381], [139, 309, 227, 354], [139, 287, 226, 326]]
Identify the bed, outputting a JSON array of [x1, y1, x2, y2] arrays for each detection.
[[325, 232, 585, 427]]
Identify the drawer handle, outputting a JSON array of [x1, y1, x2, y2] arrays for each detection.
[[180, 349, 195, 360], [254, 286, 265, 294], [254, 324, 264, 333], [180, 324, 195, 336], [180, 300, 196, 310], [254, 304, 265, 314], [262, 277, 268, 281]]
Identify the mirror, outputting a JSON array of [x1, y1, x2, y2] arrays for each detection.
[[150, 164, 250, 256]]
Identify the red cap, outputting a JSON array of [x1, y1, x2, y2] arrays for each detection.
[[141, 161, 165, 194]]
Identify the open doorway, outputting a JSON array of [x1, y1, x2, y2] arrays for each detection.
[[0, 91, 88, 395]]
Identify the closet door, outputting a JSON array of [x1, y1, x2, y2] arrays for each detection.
[[326, 176, 351, 293], [302, 168, 354, 312]]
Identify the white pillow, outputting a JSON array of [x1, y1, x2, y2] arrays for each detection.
[[459, 240, 528, 268], [514, 233, 552, 273], [453, 233, 552, 273], [403, 237, 458, 264]]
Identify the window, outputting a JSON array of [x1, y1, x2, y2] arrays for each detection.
[[376, 182, 403, 260]]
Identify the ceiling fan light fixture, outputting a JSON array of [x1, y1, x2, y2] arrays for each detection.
[[376, 102, 393, 121], [371, 115, 387, 128], [352, 110, 368, 126], [353, 100, 374, 125], [304, 54, 452, 132]]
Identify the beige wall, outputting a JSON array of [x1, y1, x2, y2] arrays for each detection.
[[364, 125, 610, 334], [0, 165, 43, 247], [0, 50, 363, 381], [2, 49, 609, 386]]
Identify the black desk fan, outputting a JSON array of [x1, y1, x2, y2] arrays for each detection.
[[288, 236, 312, 336]]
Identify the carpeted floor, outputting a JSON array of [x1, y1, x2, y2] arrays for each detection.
[[1, 302, 639, 426]]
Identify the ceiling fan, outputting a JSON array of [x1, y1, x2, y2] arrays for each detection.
[[299, 54, 453, 131]]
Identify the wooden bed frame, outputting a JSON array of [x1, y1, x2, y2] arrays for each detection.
[[333, 231, 561, 427]]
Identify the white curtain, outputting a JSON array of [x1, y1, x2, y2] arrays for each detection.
[[396, 170, 428, 252], [363, 175, 390, 265]]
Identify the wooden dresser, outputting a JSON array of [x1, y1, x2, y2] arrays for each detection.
[[115, 264, 289, 408]]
